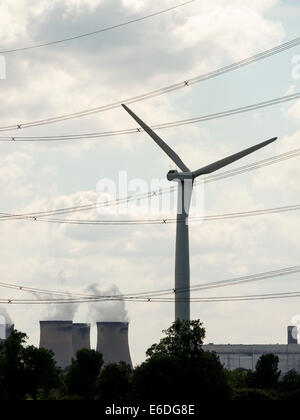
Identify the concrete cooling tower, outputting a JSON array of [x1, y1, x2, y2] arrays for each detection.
[[39, 321, 73, 369], [72, 323, 91, 358], [0, 324, 14, 341], [96, 322, 132, 368]]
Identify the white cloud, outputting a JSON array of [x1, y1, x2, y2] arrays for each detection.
[[286, 100, 300, 121], [0, 0, 297, 365], [61, 0, 104, 16], [253, 130, 300, 191], [172, 0, 284, 59], [0, 151, 34, 196]]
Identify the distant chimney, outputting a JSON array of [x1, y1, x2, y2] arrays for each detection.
[[72, 323, 91, 358], [0, 324, 14, 341], [288, 326, 298, 344], [96, 322, 132, 368], [39, 321, 73, 369]]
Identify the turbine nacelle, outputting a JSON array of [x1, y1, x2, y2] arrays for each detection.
[[167, 170, 193, 181]]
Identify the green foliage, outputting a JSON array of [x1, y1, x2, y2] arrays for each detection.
[[278, 389, 300, 401], [0, 330, 60, 400], [23, 346, 61, 400], [137, 319, 232, 403], [279, 369, 300, 392], [132, 354, 180, 404], [0, 331, 27, 400], [96, 362, 132, 404], [146, 319, 205, 360], [226, 368, 248, 389], [65, 349, 103, 399], [250, 354, 281, 389], [2, 324, 300, 401], [234, 388, 279, 401]]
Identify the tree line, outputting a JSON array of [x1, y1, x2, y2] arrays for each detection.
[[0, 319, 300, 401]]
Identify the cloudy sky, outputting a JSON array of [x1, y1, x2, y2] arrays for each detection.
[[0, 0, 300, 365]]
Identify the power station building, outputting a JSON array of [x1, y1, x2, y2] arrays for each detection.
[[203, 326, 300, 375], [96, 322, 132, 368], [40, 321, 74, 369], [72, 323, 91, 358], [0, 324, 14, 342], [39, 321, 132, 369]]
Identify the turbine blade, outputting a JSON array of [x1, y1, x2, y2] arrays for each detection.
[[122, 104, 190, 172], [192, 137, 277, 178]]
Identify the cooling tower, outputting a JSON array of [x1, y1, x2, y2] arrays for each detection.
[[72, 323, 91, 358], [0, 324, 14, 341], [96, 322, 132, 368], [39, 321, 73, 369]]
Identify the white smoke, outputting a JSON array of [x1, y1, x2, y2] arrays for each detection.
[[33, 283, 128, 323], [44, 300, 79, 321], [85, 284, 129, 323], [32, 292, 79, 321]]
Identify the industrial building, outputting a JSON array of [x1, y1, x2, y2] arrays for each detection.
[[96, 322, 132, 368], [0, 324, 14, 342], [203, 326, 300, 375], [39, 320, 132, 369], [40, 321, 73, 369], [40, 321, 92, 368], [72, 323, 91, 358]]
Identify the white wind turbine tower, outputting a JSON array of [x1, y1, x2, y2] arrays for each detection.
[[122, 104, 277, 321]]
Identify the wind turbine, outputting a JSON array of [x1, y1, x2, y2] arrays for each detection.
[[122, 104, 277, 321]]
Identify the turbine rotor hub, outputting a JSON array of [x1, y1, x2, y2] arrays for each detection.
[[167, 170, 193, 181]]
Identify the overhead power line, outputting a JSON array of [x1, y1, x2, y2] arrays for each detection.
[[5, 203, 299, 226], [184, 291, 300, 302], [0, 264, 300, 304], [0, 147, 299, 221], [185, 265, 300, 294], [1, 35, 300, 131], [1, 91, 299, 142], [3, 291, 300, 304], [134, 290, 300, 302], [0, 1, 196, 54], [204, 147, 300, 183]]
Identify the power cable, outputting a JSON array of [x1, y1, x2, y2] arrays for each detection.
[[17, 203, 300, 226], [0, 147, 299, 221], [2, 291, 300, 304], [0, 91, 299, 142], [1, 264, 299, 303], [0, 1, 196, 54], [1, 35, 300, 131]]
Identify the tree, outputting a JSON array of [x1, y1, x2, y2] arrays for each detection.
[[248, 354, 281, 389], [65, 349, 103, 399], [234, 388, 278, 401], [96, 362, 132, 404], [132, 354, 181, 404], [146, 319, 206, 360], [279, 369, 300, 393], [132, 319, 232, 403], [0, 330, 27, 400], [0, 330, 61, 400], [23, 346, 61, 400], [226, 368, 249, 390]]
